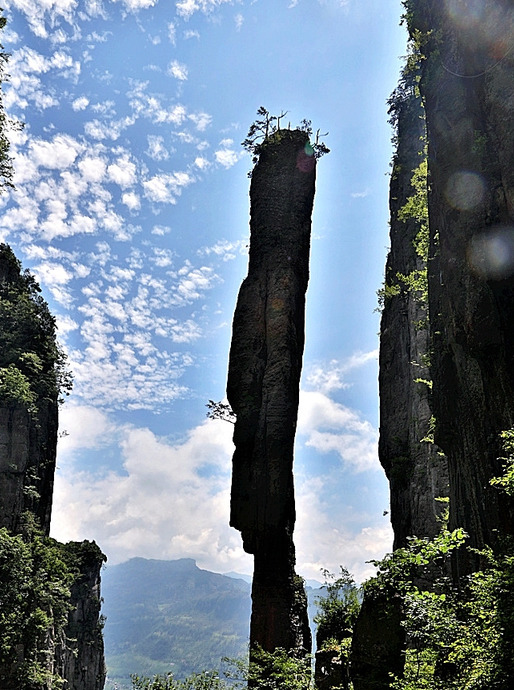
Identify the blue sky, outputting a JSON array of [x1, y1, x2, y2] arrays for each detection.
[[1, 0, 407, 583]]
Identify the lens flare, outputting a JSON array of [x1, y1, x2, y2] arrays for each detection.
[[445, 0, 484, 30], [445, 171, 485, 211], [296, 145, 315, 173], [468, 226, 514, 280], [444, 0, 514, 65]]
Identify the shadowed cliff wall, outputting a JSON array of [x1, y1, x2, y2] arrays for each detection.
[[408, 0, 514, 572], [227, 128, 315, 654]]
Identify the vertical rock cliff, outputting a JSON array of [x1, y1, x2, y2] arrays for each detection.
[[0, 244, 106, 690], [56, 541, 107, 690], [227, 128, 315, 655], [353, 3, 514, 686], [379, 64, 449, 552], [407, 0, 514, 571], [0, 246, 59, 535]]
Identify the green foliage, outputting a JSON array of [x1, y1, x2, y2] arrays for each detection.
[[131, 670, 227, 690], [0, 521, 77, 689], [0, 244, 72, 413], [361, 516, 514, 689], [248, 647, 313, 690], [0, 12, 16, 194], [131, 651, 313, 690], [315, 567, 361, 646], [0, 363, 38, 411], [242, 107, 329, 172], [490, 429, 514, 496]]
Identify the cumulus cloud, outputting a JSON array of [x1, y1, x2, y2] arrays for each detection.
[[146, 135, 169, 161], [52, 409, 251, 572], [107, 154, 137, 187], [51, 405, 390, 581], [295, 475, 393, 582], [4, 0, 78, 39], [298, 390, 379, 472], [143, 171, 193, 204], [72, 96, 89, 111]]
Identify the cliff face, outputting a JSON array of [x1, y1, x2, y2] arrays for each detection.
[[227, 129, 315, 654], [0, 403, 58, 535], [56, 542, 107, 690], [408, 0, 514, 570], [0, 244, 106, 690], [379, 68, 449, 551]]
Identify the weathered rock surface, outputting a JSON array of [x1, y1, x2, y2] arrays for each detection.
[[410, 0, 514, 572], [0, 403, 58, 535], [0, 245, 106, 689], [56, 541, 107, 690], [227, 129, 315, 654], [351, 66, 449, 690], [379, 68, 449, 552]]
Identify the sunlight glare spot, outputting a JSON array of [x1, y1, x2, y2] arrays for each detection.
[[297, 145, 316, 173], [445, 0, 484, 30], [445, 171, 485, 211], [468, 226, 514, 280]]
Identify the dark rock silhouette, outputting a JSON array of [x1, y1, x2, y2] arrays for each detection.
[[411, 0, 514, 574], [227, 128, 315, 655]]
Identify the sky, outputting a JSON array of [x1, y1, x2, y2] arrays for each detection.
[[0, 0, 408, 584]]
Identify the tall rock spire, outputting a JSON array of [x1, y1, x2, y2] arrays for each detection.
[[227, 128, 315, 655]]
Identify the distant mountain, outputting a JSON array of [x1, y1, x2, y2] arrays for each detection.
[[101, 557, 325, 690], [101, 558, 252, 689]]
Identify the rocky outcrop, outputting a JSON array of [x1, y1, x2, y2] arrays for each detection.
[[227, 129, 315, 654], [408, 0, 514, 573], [0, 244, 106, 690], [379, 65, 449, 552], [0, 403, 58, 535], [56, 541, 107, 690], [351, 66, 450, 690]]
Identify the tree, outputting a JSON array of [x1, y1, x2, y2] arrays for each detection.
[[0, 521, 77, 689], [0, 244, 72, 412], [0, 10, 17, 193], [242, 107, 330, 171]]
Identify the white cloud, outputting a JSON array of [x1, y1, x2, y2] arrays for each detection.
[[146, 135, 169, 161], [176, 0, 234, 20], [351, 188, 371, 199], [107, 154, 137, 187], [51, 411, 252, 573], [72, 96, 89, 111], [51, 407, 389, 581], [143, 171, 194, 204], [30, 134, 83, 170], [298, 390, 379, 472], [168, 59, 188, 81], [122, 191, 141, 211], [194, 156, 209, 170], [78, 155, 107, 182], [295, 474, 393, 582], [113, 0, 158, 10], [4, 0, 78, 39], [189, 112, 212, 131], [235, 13, 244, 30], [306, 349, 378, 393], [198, 238, 244, 261], [215, 145, 240, 169]]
